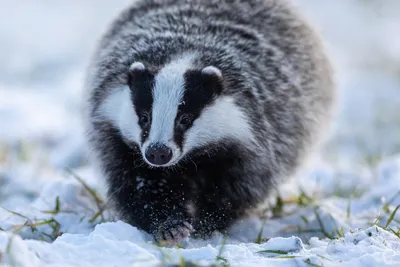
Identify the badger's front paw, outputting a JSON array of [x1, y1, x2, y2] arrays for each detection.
[[154, 219, 194, 245]]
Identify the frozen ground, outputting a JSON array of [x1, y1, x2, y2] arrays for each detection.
[[1, 0, 400, 266]]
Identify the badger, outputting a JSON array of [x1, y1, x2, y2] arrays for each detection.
[[84, 0, 335, 244]]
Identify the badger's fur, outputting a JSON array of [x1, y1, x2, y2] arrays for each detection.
[[85, 0, 335, 243]]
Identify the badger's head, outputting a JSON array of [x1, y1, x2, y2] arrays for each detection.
[[96, 54, 255, 168]]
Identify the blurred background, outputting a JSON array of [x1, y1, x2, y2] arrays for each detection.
[[0, 0, 400, 207]]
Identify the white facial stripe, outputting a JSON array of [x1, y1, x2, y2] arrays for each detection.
[[147, 55, 195, 144], [95, 86, 141, 144], [184, 96, 256, 153]]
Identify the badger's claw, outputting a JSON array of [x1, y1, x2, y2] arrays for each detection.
[[154, 219, 194, 245]]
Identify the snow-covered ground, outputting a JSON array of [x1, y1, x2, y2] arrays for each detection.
[[1, 0, 400, 266]]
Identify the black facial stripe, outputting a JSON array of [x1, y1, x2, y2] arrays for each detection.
[[128, 68, 155, 144], [173, 70, 223, 149]]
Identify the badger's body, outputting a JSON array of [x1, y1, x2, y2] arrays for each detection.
[[85, 0, 334, 243]]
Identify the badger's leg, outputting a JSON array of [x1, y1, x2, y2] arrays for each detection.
[[108, 175, 194, 244], [192, 190, 239, 238], [191, 168, 270, 238], [154, 217, 194, 244]]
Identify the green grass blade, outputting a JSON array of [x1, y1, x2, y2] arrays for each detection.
[[256, 250, 289, 255], [385, 205, 400, 229]]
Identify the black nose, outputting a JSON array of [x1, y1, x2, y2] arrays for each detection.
[[145, 143, 173, 165]]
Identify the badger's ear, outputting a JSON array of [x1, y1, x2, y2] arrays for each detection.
[[201, 66, 222, 80], [128, 62, 146, 80], [128, 62, 153, 91], [129, 62, 145, 72], [201, 66, 223, 94]]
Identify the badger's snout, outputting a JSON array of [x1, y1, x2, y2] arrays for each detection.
[[145, 143, 173, 166]]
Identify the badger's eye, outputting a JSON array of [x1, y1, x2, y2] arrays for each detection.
[[139, 113, 149, 125], [179, 114, 192, 126]]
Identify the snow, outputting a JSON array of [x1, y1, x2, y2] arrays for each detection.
[[1, 0, 400, 266]]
